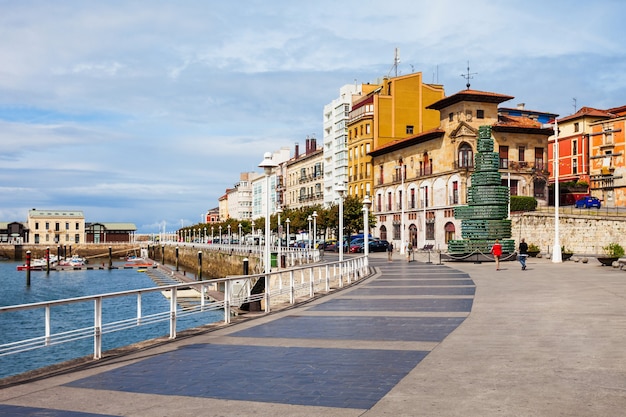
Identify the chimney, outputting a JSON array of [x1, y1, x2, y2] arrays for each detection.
[[517, 103, 525, 110], [294, 143, 299, 159], [305, 137, 310, 154], [311, 137, 317, 151]]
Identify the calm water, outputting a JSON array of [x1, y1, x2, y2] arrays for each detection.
[[0, 261, 222, 380]]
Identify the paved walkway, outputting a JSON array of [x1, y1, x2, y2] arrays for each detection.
[[1, 253, 626, 416]]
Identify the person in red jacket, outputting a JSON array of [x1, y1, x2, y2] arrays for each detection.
[[491, 239, 503, 271]]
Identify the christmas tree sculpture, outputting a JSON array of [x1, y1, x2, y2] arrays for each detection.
[[448, 125, 515, 256]]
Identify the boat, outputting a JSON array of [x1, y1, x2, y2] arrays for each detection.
[[16, 255, 58, 271], [57, 255, 86, 267]]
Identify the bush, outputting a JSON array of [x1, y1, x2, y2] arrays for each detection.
[[510, 196, 538, 212], [603, 242, 625, 258]]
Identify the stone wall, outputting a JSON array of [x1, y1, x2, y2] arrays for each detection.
[[511, 212, 626, 256]]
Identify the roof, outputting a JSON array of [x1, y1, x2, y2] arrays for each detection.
[[28, 209, 84, 218], [87, 222, 137, 231], [369, 128, 445, 157], [427, 89, 514, 110], [557, 107, 614, 123], [492, 115, 554, 135]]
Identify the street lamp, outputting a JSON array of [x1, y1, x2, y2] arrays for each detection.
[[276, 207, 282, 268], [211, 226, 214, 244], [395, 164, 405, 254], [238, 223, 242, 244], [203, 227, 206, 243], [228, 224, 231, 246], [259, 152, 278, 274], [312, 210, 317, 250], [552, 119, 562, 263], [363, 195, 371, 259], [285, 218, 290, 248], [307, 215, 312, 249], [219, 226, 222, 244], [336, 183, 347, 262]]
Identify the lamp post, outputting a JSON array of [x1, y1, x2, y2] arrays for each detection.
[[211, 226, 214, 244], [312, 210, 317, 250], [395, 164, 405, 254], [228, 225, 231, 246], [307, 215, 312, 249], [219, 226, 222, 244], [276, 207, 282, 268], [238, 223, 242, 245], [259, 152, 278, 274], [285, 218, 290, 248], [336, 183, 347, 262], [203, 227, 206, 243], [552, 118, 562, 263], [363, 195, 371, 259], [420, 185, 426, 248]]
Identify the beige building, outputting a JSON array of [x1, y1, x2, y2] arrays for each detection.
[[284, 137, 324, 210], [27, 209, 86, 245], [370, 89, 553, 251]]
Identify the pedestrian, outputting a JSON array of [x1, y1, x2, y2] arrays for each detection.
[[491, 239, 502, 271], [518, 238, 528, 270], [406, 240, 413, 262], [387, 242, 394, 261]]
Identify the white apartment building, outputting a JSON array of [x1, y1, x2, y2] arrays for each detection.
[[226, 172, 262, 220], [323, 84, 364, 207]]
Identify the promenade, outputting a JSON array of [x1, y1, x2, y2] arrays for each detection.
[[1, 252, 626, 416]]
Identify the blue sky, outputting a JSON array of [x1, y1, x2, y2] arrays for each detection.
[[1, 0, 625, 233]]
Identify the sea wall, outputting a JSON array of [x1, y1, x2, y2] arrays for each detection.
[[511, 212, 626, 256]]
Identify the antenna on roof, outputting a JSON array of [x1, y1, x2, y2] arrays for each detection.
[[461, 61, 477, 89], [387, 48, 400, 77], [572, 97, 577, 113]]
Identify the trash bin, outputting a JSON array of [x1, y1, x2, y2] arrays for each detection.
[[271, 252, 278, 267]]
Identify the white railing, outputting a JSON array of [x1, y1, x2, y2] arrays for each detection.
[[0, 256, 369, 362]]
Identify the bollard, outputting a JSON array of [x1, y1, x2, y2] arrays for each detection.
[[46, 247, 51, 274], [197, 251, 202, 281], [243, 257, 249, 275], [57, 246, 62, 264], [175, 246, 179, 271], [161, 245, 165, 262], [69, 245, 72, 257], [108, 247, 113, 269], [25, 250, 31, 286]]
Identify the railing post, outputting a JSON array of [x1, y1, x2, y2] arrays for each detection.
[[94, 298, 102, 359], [325, 264, 330, 292], [169, 288, 177, 339], [290, 270, 295, 304], [264, 275, 271, 313], [309, 267, 314, 297], [224, 280, 231, 324]]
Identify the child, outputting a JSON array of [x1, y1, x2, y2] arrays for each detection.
[[491, 239, 502, 271]]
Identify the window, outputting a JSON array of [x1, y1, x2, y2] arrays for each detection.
[[387, 192, 392, 211], [45, 222, 49, 230], [476, 109, 484, 119], [35, 222, 39, 230], [499, 146, 509, 169], [572, 139, 577, 155], [534, 148, 544, 171], [406, 125, 414, 135], [398, 190, 403, 210], [410, 188, 416, 209], [449, 112, 454, 122], [393, 223, 400, 240], [55, 222, 60, 232], [572, 158, 578, 174], [76, 222, 80, 230], [452, 181, 459, 204], [518, 146, 525, 162], [366, 124, 371, 134], [458, 143, 473, 168], [574, 122, 579, 132], [65, 222, 69, 230], [377, 193, 382, 212]]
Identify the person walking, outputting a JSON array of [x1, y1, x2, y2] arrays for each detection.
[[491, 239, 502, 271], [518, 238, 528, 270], [387, 242, 394, 261]]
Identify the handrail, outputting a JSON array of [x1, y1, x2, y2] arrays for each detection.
[[0, 256, 369, 366]]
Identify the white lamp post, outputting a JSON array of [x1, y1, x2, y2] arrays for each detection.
[[363, 195, 371, 259], [219, 226, 222, 244], [211, 226, 214, 244], [285, 218, 290, 248], [238, 223, 242, 245], [312, 210, 317, 250], [259, 152, 278, 274], [276, 207, 282, 268], [228, 224, 231, 246], [336, 183, 347, 262], [552, 118, 562, 263], [307, 215, 312, 249], [395, 164, 405, 254]]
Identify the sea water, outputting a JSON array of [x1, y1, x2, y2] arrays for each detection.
[[0, 261, 222, 380]]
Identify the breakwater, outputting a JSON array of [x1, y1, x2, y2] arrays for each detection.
[[0, 243, 258, 279]]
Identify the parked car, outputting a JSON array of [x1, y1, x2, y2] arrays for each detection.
[[575, 196, 601, 209], [369, 239, 390, 252]]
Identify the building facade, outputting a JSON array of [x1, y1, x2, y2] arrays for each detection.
[[371, 89, 553, 252], [26, 209, 86, 245], [285, 137, 324, 210], [346, 72, 445, 201]]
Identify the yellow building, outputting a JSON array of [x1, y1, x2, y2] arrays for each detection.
[[27, 209, 85, 244], [346, 72, 444, 199]]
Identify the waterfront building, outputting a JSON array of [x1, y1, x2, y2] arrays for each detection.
[[284, 137, 324, 210], [0, 221, 29, 244], [27, 209, 86, 245], [218, 192, 229, 221], [205, 207, 219, 223], [322, 83, 376, 206], [346, 72, 445, 201], [226, 172, 262, 221], [84, 223, 137, 243], [252, 147, 290, 220], [371, 88, 553, 251]]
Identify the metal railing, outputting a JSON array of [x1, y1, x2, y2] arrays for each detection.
[[0, 255, 369, 362]]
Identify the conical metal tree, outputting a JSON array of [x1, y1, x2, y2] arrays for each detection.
[[448, 125, 515, 255]]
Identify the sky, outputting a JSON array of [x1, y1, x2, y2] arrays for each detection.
[[1, 0, 625, 233]]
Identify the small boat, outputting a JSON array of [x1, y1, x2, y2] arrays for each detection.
[[58, 255, 86, 267], [16, 256, 58, 271], [137, 268, 147, 273]]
